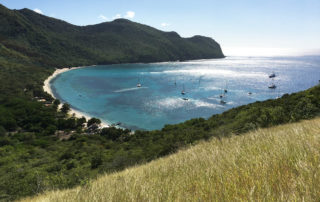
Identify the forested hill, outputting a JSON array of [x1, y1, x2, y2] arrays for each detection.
[[0, 4, 224, 68], [3, 3, 319, 201]]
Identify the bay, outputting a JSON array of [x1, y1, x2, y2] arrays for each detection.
[[51, 56, 320, 130]]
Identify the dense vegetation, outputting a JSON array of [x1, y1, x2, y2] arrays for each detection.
[[0, 3, 224, 68], [1, 84, 319, 200], [22, 118, 320, 202], [0, 3, 319, 201]]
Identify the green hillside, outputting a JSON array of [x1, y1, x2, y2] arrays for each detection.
[[0, 3, 319, 201], [22, 118, 320, 201], [0, 83, 319, 201], [0, 4, 224, 68]]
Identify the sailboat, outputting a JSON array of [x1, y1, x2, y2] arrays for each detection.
[[181, 84, 186, 95], [224, 81, 228, 93], [220, 94, 227, 104], [180, 84, 188, 100], [268, 78, 276, 89], [220, 90, 227, 105], [219, 87, 225, 98], [137, 78, 142, 87], [268, 83, 276, 89], [269, 72, 276, 78]]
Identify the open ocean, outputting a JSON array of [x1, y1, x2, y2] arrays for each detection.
[[51, 56, 320, 130]]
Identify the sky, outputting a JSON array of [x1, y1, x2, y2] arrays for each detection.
[[1, 0, 320, 56]]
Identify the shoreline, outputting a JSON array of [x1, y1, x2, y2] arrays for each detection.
[[43, 66, 110, 128]]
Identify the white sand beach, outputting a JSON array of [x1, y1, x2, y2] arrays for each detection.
[[43, 66, 109, 128]]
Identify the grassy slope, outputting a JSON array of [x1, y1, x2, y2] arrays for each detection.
[[23, 118, 320, 202]]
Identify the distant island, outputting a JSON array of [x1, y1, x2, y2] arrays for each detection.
[[0, 4, 224, 68]]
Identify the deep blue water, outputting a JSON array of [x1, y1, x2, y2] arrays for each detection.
[[51, 56, 320, 130]]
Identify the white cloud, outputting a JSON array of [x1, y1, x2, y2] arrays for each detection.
[[112, 14, 122, 20], [99, 14, 108, 21], [110, 11, 135, 21], [161, 23, 170, 27], [33, 8, 43, 14], [124, 11, 135, 19]]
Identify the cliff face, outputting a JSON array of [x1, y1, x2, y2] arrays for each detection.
[[0, 4, 224, 68]]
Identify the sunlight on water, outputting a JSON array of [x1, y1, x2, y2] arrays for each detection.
[[51, 56, 320, 130]]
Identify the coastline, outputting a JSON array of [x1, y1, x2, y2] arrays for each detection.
[[43, 66, 110, 128]]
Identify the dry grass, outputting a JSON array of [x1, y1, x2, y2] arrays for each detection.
[[21, 118, 320, 202]]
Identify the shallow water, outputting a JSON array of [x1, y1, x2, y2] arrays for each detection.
[[51, 56, 320, 130]]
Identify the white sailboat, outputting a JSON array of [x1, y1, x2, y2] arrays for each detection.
[[220, 89, 227, 105], [137, 78, 142, 87], [224, 81, 228, 93], [219, 86, 225, 98], [268, 78, 276, 89], [181, 84, 186, 95]]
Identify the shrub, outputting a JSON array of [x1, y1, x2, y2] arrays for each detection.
[[0, 126, 6, 137], [87, 118, 101, 127], [61, 103, 70, 114], [91, 154, 103, 169]]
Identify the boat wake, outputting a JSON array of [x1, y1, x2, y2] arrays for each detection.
[[114, 87, 148, 93]]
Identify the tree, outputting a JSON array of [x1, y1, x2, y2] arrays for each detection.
[[0, 126, 6, 137], [100, 127, 122, 141], [77, 117, 86, 128], [53, 99, 60, 109], [91, 153, 103, 169], [87, 118, 101, 127], [44, 125, 57, 136], [61, 103, 70, 114]]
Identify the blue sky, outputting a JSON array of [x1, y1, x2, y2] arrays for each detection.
[[1, 0, 320, 56]]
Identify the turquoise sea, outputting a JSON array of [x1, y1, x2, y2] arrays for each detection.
[[51, 56, 320, 130]]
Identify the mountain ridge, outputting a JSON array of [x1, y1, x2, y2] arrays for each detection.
[[0, 4, 224, 68]]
